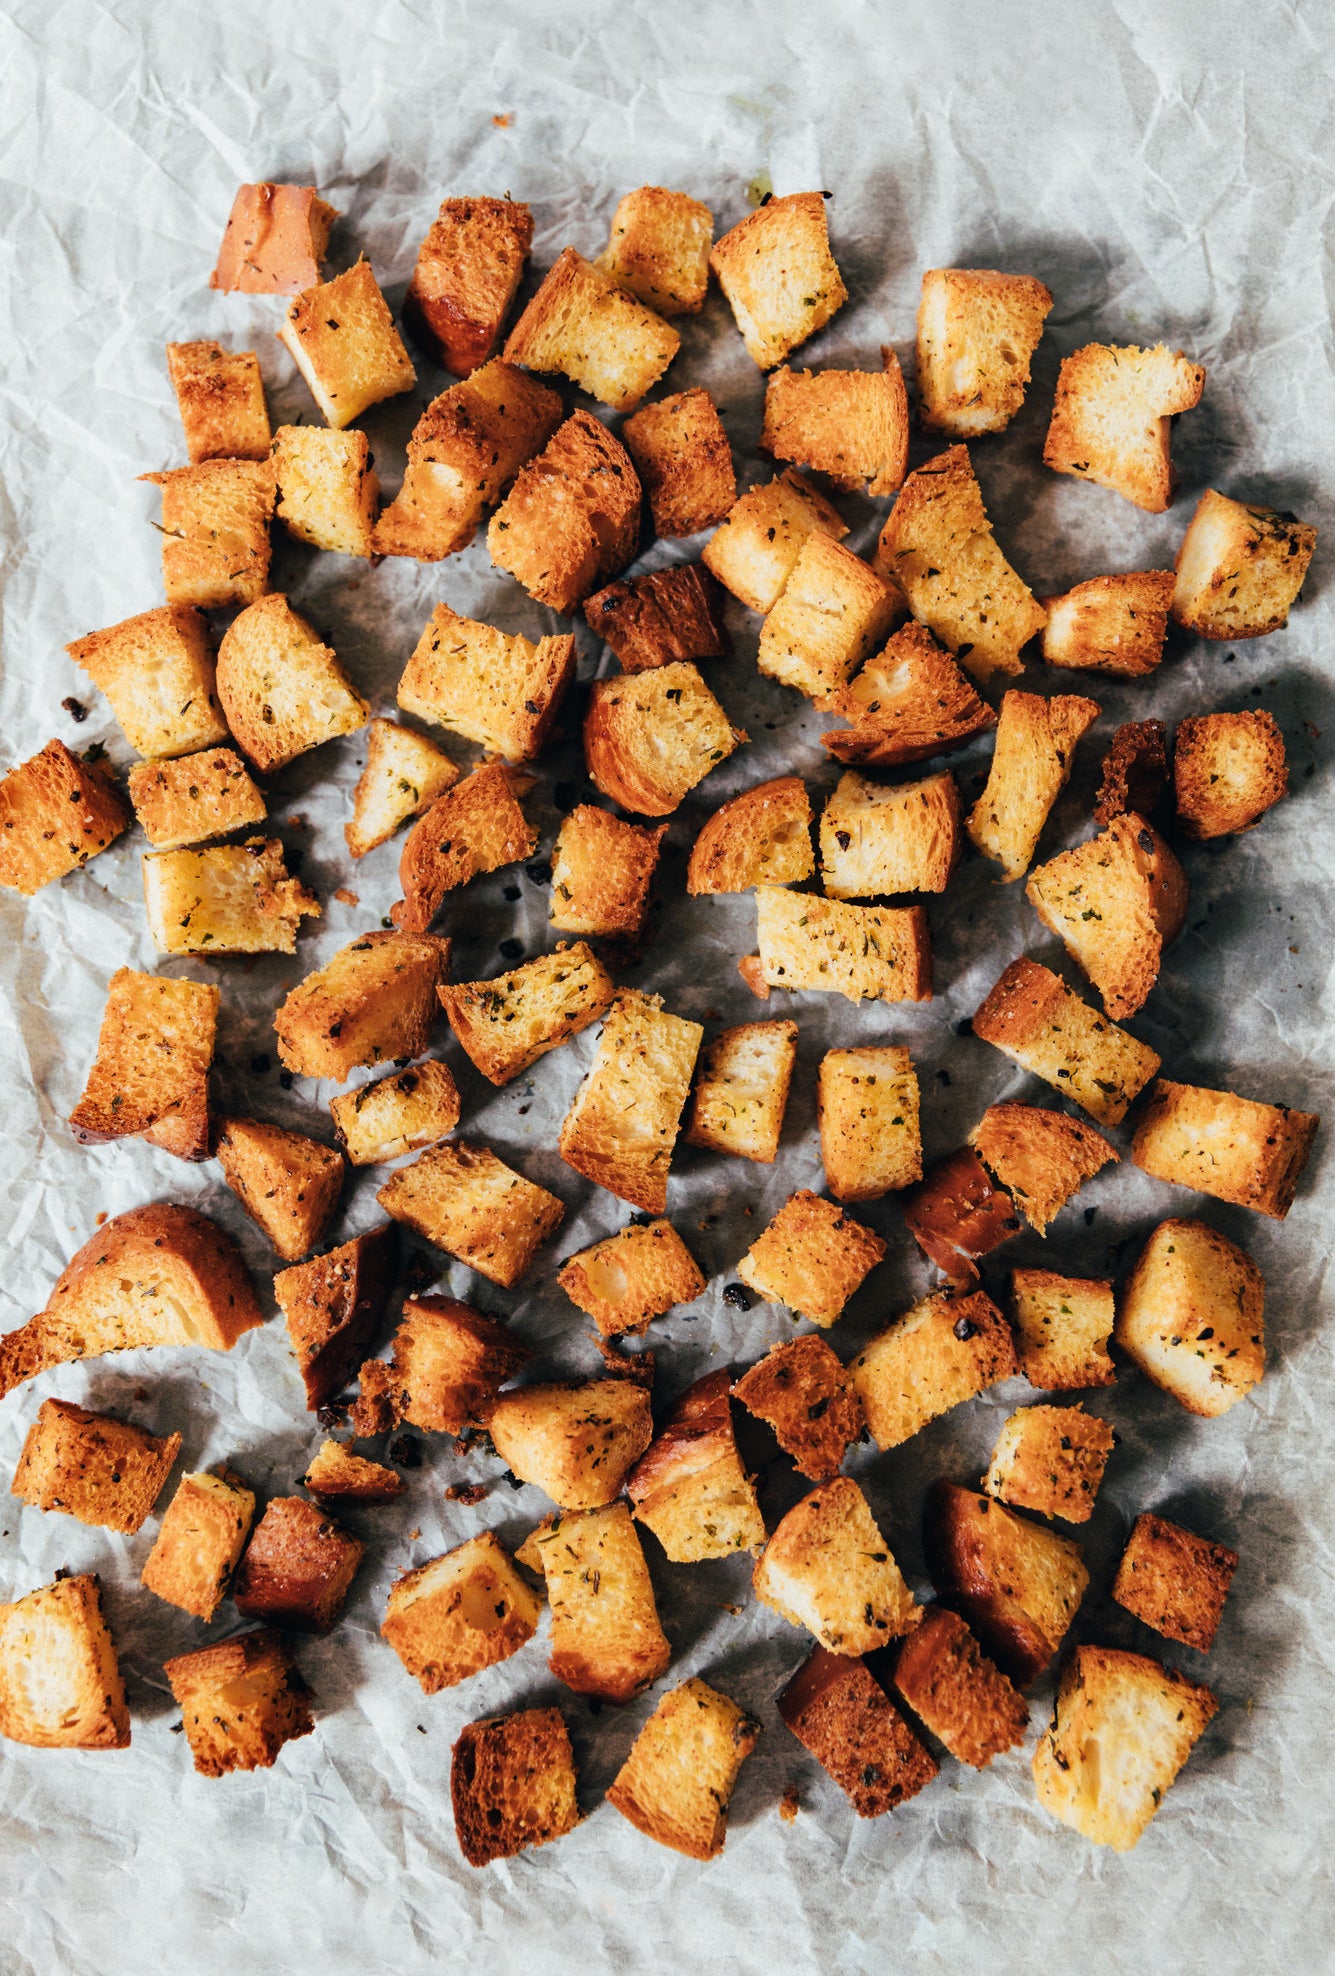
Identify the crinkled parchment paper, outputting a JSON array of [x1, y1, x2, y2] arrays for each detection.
[[1, 2, 1333, 1971]]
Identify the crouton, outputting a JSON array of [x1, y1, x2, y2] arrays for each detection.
[[330, 1059, 461, 1166], [686, 1019, 798, 1164], [585, 565, 732, 674], [711, 192, 846, 369], [504, 246, 679, 412], [687, 777, 813, 894], [926, 1481, 1088, 1686], [1010, 1267, 1116, 1392], [606, 1677, 760, 1859], [345, 719, 461, 858], [736, 1190, 886, 1329], [1095, 719, 1169, 827], [1115, 1218, 1265, 1417], [754, 1476, 916, 1652], [271, 424, 379, 557], [1172, 487, 1316, 638], [69, 968, 217, 1162], [822, 623, 997, 771], [378, 1142, 564, 1288], [779, 1647, 938, 1814], [875, 445, 1046, 686], [703, 469, 848, 614], [1173, 709, 1288, 840], [732, 1334, 865, 1482], [916, 268, 1053, 436], [1131, 1080, 1318, 1221], [972, 957, 1160, 1129], [549, 806, 666, 940], [0, 1574, 129, 1751], [820, 767, 962, 897], [1113, 1513, 1239, 1654], [488, 410, 641, 613], [452, 1708, 581, 1867], [372, 360, 562, 560], [0, 1201, 262, 1400], [558, 1219, 705, 1337], [144, 837, 318, 957], [970, 1102, 1117, 1235], [278, 258, 415, 428], [621, 389, 736, 537], [818, 1043, 922, 1202], [397, 602, 575, 762], [12, 1399, 180, 1534], [167, 340, 271, 463], [598, 186, 713, 316], [558, 992, 702, 1213], [762, 350, 910, 495], [758, 535, 901, 707], [165, 1629, 314, 1777], [216, 593, 368, 774], [1041, 571, 1175, 676], [983, 1403, 1115, 1523], [210, 181, 336, 294], [0, 739, 131, 896], [382, 1530, 540, 1692], [584, 661, 743, 817], [128, 748, 267, 851], [1044, 342, 1206, 512], [406, 196, 534, 374], [1033, 1646, 1217, 1850], [753, 886, 932, 1006], [141, 1467, 256, 1618], [966, 691, 1100, 881], [233, 1496, 363, 1633], [303, 1439, 403, 1503], [274, 929, 451, 1080], [272, 1224, 398, 1412], [366, 1296, 531, 1435], [214, 1116, 344, 1262], [140, 459, 274, 609], [1026, 812, 1188, 1019], [67, 603, 229, 761], [850, 1289, 1017, 1450], [442, 942, 616, 1086], [901, 1148, 1022, 1282], [891, 1605, 1028, 1769], [518, 1503, 671, 1702], [489, 1379, 652, 1509], [627, 1370, 765, 1562]]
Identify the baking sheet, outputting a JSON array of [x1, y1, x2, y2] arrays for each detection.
[[1, 1, 1333, 1970]]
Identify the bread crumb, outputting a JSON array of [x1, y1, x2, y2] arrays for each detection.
[[779, 1786, 800, 1824]]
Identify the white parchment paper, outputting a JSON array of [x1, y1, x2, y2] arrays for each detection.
[[1, 3, 1333, 1970]]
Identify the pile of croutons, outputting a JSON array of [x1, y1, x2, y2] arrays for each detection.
[[0, 174, 1319, 1866]]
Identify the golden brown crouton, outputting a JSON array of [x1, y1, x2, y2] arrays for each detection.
[[1094, 719, 1169, 827], [382, 1530, 540, 1692], [210, 181, 336, 294], [215, 1116, 344, 1262], [737, 1190, 886, 1329], [1041, 571, 1175, 676], [1010, 1267, 1116, 1392], [627, 1369, 764, 1562], [970, 1102, 1117, 1235], [488, 409, 642, 612], [490, 1379, 652, 1509], [822, 622, 997, 771], [732, 1334, 865, 1482], [397, 602, 575, 763], [216, 593, 368, 774], [1044, 342, 1206, 511], [559, 991, 703, 1212], [0, 739, 130, 896], [441, 943, 615, 1086], [1112, 1513, 1239, 1654], [68, 603, 229, 761], [0, 1574, 129, 1751], [818, 1043, 922, 1202], [1033, 1646, 1216, 1850], [275, 929, 449, 1080], [779, 1647, 938, 1814], [378, 1142, 564, 1289], [687, 777, 813, 894], [1171, 487, 1316, 638], [549, 805, 666, 940], [303, 1439, 403, 1503], [345, 719, 461, 859], [12, 1399, 180, 1534], [233, 1496, 363, 1633], [966, 691, 1101, 881], [901, 1148, 1022, 1283], [598, 187, 713, 315], [927, 1481, 1088, 1686], [366, 1295, 531, 1436], [971, 956, 1161, 1128], [167, 340, 271, 463], [585, 565, 732, 673], [686, 1019, 798, 1164], [140, 459, 274, 609], [850, 1289, 1016, 1450], [584, 661, 744, 816], [272, 1224, 398, 1412], [762, 350, 910, 495], [621, 389, 736, 537], [452, 1708, 581, 1867], [558, 1219, 705, 1337], [166, 1630, 314, 1777], [916, 268, 1053, 436], [271, 424, 379, 557], [1116, 1217, 1265, 1417], [406, 196, 534, 374], [755, 1476, 916, 1652], [876, 445, 1046, 686], [891, 1605, 1028, 1769], [983, 1403, 1115, 1523], [820, 767, 962, 897], [1173, 709, 1287, 840], [758, 535, 901, 706], [711, 192, 846, 369], [144, 837, 318, 956], [128, 748, 267, 851], [703, 468, 848, 613], [330, 1059, 461, 1166], [504, 246, 680, 411], [753, 886, 932, 1006], [69, 968, 217, 1162], [141, 1468, 256, 1618], [1026, 813, 1188, 1020], [518, 1502, 671, 1702], [1131, 1080, 1318, 1220], [606, 1677, 760, 1858], [278, 258, 415, 427]]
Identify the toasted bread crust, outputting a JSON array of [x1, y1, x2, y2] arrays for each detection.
[[1173, 709, 1287, 840], [893, 1605, 1029, 1768], [1131, 1081, 1317, 1220], [971, 957, 1161, 1127], [584, 661, 744, 816], [1112, 1512, 1239, 1653], [779, 1647, 938, 1815], [382, 1531, 540, 1693], [211, 182, 336, 294], [606, 1677, 759, 1858], [164, 1629, 314, 1776], [12, 1398, 181, 1533], [1041, 571, 1174, 676], [1171, 487, 1315, 638], [823, 623, 996, 771], [585, 564, 731, 674], [406, 197, 533, 374], [345, 719, 460, 858], [969, 1101, 1117, 1235], [850, 1289, 1017, 1449], [214, 1116, 344, 1263], [627, 1368, 765, 1562], [330, 1058, 461, 1166], [69, 969, 218, 1161], [142, 1468, 256, 1617], [820, 766, 962, 897], [488, 410, 642, 612], [272, 424, 379, 558], [272, 1224, 398, 1411], [687, 777, 813, 894], [759, 535, 900, 707], [1095, 719, 1168, 828], [451, 1707, 580, 1866], [901, 1147, 1022, 1281], [393, 763, 537, 931], [622, 388, 736, 537], [367, 1295, 531, 1435], [926, 1481, 1088, 1686], [277, 258, 415, 428], [1026, 813, 1188, 1019], [0, 739, 131, 896], [378, 1141, 565, 1288], [216, 593, 368, 774], [686, 1019, 798, 1164], [233, 1496, 364, 1633], [549, 805, 666, 939], [737, 1190, 887, 1328], [763, 349, 910, 495], [1043, 342, 1205, 511], [559, 992, 702, 1212], [397, 602, 576, 762], [732, 1334, 865, 1482], [710, 192, 847, 369]]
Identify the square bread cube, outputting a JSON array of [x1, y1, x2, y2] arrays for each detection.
[[971, 956, 1161, 1128], [822, 623, 996, 772], [585, 564, 732, 674], [901, 1147, 1022, 1283], [128, 748, 267, 851], [12, 1398, 180, 1534], [1044, 342, 1205, 512], [916, 268, 1053, 436], [167, 340, 270, 463], [598, 186, 713, 315], [406, 196, 533, 374], [687, 776, 813, 894], [755, 1476, 916, 1652], [1131, 1079, 1318, 1220], [398, 602, 575, 762], [1025, 813, 1188, 1020], [140, 459, 274, 609], [927, 1481, 1088, 1686], [278, 258, 415, 427], [1115, 1218, 1265, 1417], [606, 1676, 759, 1859], [983, 1403, 1115, 1523], [232, 1496, 363, 1633], [559, 991, 702, 1213], [441, 942, 615, 1086], [345, 719, 460, 858], [820, 767, 962, 896], [1112, 1512, 1239, 1653], [1172, 487, 1315, 638], [779, 1647, 938, 1815], [216, 593, 368, 774], [451, 1707, 580, 1867], [762, 349, 910, 495], [274, 928, 451, 1080], [622, 388, 736, 537], [549, 805, 666, 940], [389, 755, 532, 938], [210, 181, 336, 294], [753, 886, 932, 1006], [850, 1289, 1017, 1450], [272, 424, 379, 557], [488, 410, 642, 614], [164, 1629, 315, 1776], [214, 1116, 344, 1262], [69, 967, 218, 1163], [1041, 571, 1175, 676], [378, 1141, 565, 1288], [489, 1379, 652, 1510], [686, 1019, 798, 1164], [303, 1439, 404, 1503], [710, 192, 846, 369], [273, 1223, 398, 1413], [558, 1219, 706, 1337], [1174, 709, 1287, 840], [141, 1467, 256, 1619], [518, 1502, 671, 1702], [1010, 1268, 1116, 1392], [626, 1369, 765, 1562], [1095, 719, 1169, 828], [758, 535, 900, 706], [892, 1605, 1028, 1768], [737, 1190, 886, 1329], [370, 1295, 531, 1436], [970, 1101, 1117, 1235], [0, 1574, 129, 1750], [966, 691, 1101, 882], [504, 246, 679, 412], [732, 1334, 865, 1482], [331, 1058, 461, 1166], [381, 1530, 540, 1693], [0, 739, 130, 896], [583, 660, 743, 816], [703, 469, 848, 614], [67, 603, 228, 761], [818, 1043, 922, 1202]]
